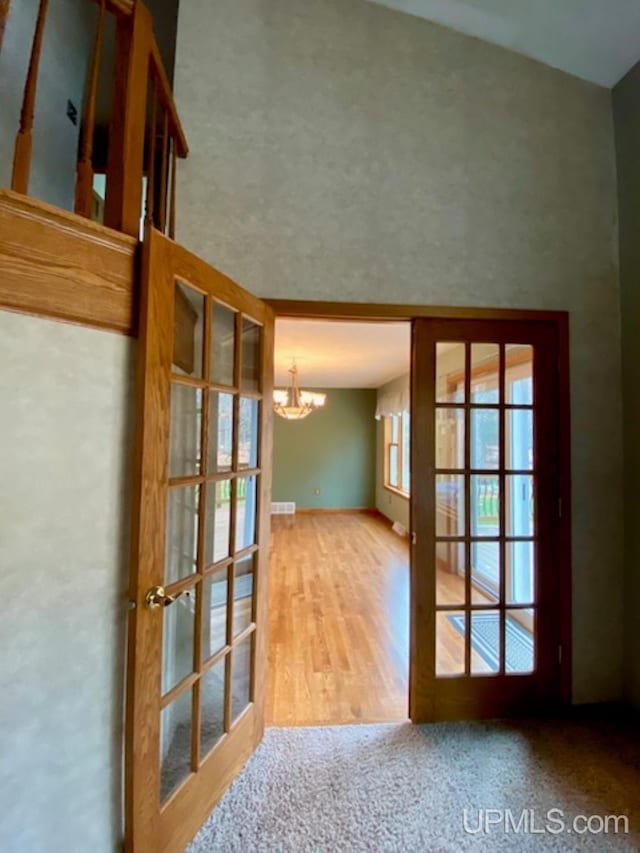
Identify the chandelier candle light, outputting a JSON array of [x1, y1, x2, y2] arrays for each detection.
[[273, 363, 327, 420]]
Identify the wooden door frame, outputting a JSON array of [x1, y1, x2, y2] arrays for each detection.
[[265, 299, 572, 710]]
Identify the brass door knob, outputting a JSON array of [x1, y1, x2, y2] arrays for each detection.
[[144, 585, 184, 610]]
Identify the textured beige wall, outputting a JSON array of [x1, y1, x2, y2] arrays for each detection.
[[174, 0, 623, 702], [613, 62, 640, 710], [0, 311, 133, 853]]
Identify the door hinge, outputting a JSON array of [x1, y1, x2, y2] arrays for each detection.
[[558, 497, 562, 518], [411, 531, 417, 545], [558, 644, 562, 665]]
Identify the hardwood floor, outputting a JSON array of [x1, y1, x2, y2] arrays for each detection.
[[266, 511, 409, 726]]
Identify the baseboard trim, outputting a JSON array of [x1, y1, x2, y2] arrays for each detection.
[[295, 507, 378, 515]]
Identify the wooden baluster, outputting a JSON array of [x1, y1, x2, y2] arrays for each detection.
[[169, 142, 177, 239], [11, 0, 49, 194], [158, 109, 169, 233], [74, 0, 107, 218], [144, 86, 157, 226]]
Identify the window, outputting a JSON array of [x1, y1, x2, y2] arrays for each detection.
[[384, 412, 410, 495]]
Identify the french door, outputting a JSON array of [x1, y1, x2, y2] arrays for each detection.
[[410, 317, 567, 721], [125, 228, 274, 852]]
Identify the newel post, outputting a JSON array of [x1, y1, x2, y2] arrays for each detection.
[[104, 1, 152, 237]]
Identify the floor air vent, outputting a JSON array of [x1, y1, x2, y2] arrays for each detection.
[[271, 501, 296, 515]]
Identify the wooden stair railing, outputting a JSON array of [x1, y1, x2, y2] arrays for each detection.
[[9, 0, 188, 239]]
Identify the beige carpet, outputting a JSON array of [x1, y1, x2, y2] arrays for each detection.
[[187, 713, 640, 852]]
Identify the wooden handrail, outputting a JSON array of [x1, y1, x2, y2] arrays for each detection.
[[150, 39, 189, 158]]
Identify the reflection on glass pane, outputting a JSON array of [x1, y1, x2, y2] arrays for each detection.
[[208, 392, 233, 473], [231, 635, 252, 721], [436, 343, 465, 403], [241, 319, 261, 392], [200, 660, 226, 759], [211, 302, 236, 386], [471, 475, 500, 537], [169, 384, 202, 477], [202, 568, 228, 660], [401, 413, 410, 492], [235, 476, 257, 552], [160, 687, 192, 802], [173, 282, 204, 378], [204, 481, 231, 566], [389, 444, 399, 487], [165, 485, 199, 585], [506, 609, 534, 673], [239, 398, 259, 469], [436, 408, 464, 469], [162, 590, 195, 694], [506, 475, 534, 537], [436, 475, 465, 537], [436, 610, 465, 676], [471, 610, 500, 674], [471, 541, 499, 603], [471, 344, 499, 403], [470, 409, 499, 470], [506, 346, 533, 404], [435, 542, 465, 606], [507, 541, 535, 605], [507, 409, 533, 470], [233, 555, 255, 637]]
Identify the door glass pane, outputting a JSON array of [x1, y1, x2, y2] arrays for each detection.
[[436, 543, 465, 606], [211, 302, 236, 386], [241, 319, 261, 392], [160, 687, 192, 802], [235, 476, 257, 551], [436, 610, 465, 676], [162, 590, 195, 694], [506, 609, 534, 673], [233, 555, 255, 637], [507, 541, 535, 604], [239, 398, 259, 469], [165, 485, 199, 585], [436, 342, 465, 402], [471, 541, 500, 604], [202, 568, 228, 660], [204, 481, 231, 566], [173, 282, 204, 378], [436, 475, 465, 536], [231, 635, 253, 721], [208, 392, 234, 473], [471, 610, 500, 674], [506, 345, 533, 404], [470, 475, 500, 536], [470, 409, 499, 470], [506, 475, 534, 536], [507, 409, 533, 470], [470, 344, 499, 403], [436, 408, 464, 469], [169, 384, 202, 477], [200, 659, 226, 759]]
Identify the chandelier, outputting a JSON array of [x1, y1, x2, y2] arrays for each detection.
[[273, 363, 327, 420]]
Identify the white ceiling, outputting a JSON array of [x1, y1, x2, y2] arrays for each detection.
[[366, 0, 640, 87], [274, 319, 411, 388]]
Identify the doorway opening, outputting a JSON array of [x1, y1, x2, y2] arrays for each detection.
[[266, 317, 412, 726]]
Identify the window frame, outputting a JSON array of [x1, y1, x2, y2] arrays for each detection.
[[384, 411, 410, 498]]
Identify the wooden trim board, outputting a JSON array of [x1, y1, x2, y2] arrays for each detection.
[[0, 189, 137, 334]]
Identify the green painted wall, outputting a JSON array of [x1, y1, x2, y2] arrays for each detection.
[[272, 388, 376, 509]]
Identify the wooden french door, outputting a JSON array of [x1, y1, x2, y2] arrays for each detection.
[[410, 317, 567, 721], [125, 229, 274, 852]]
